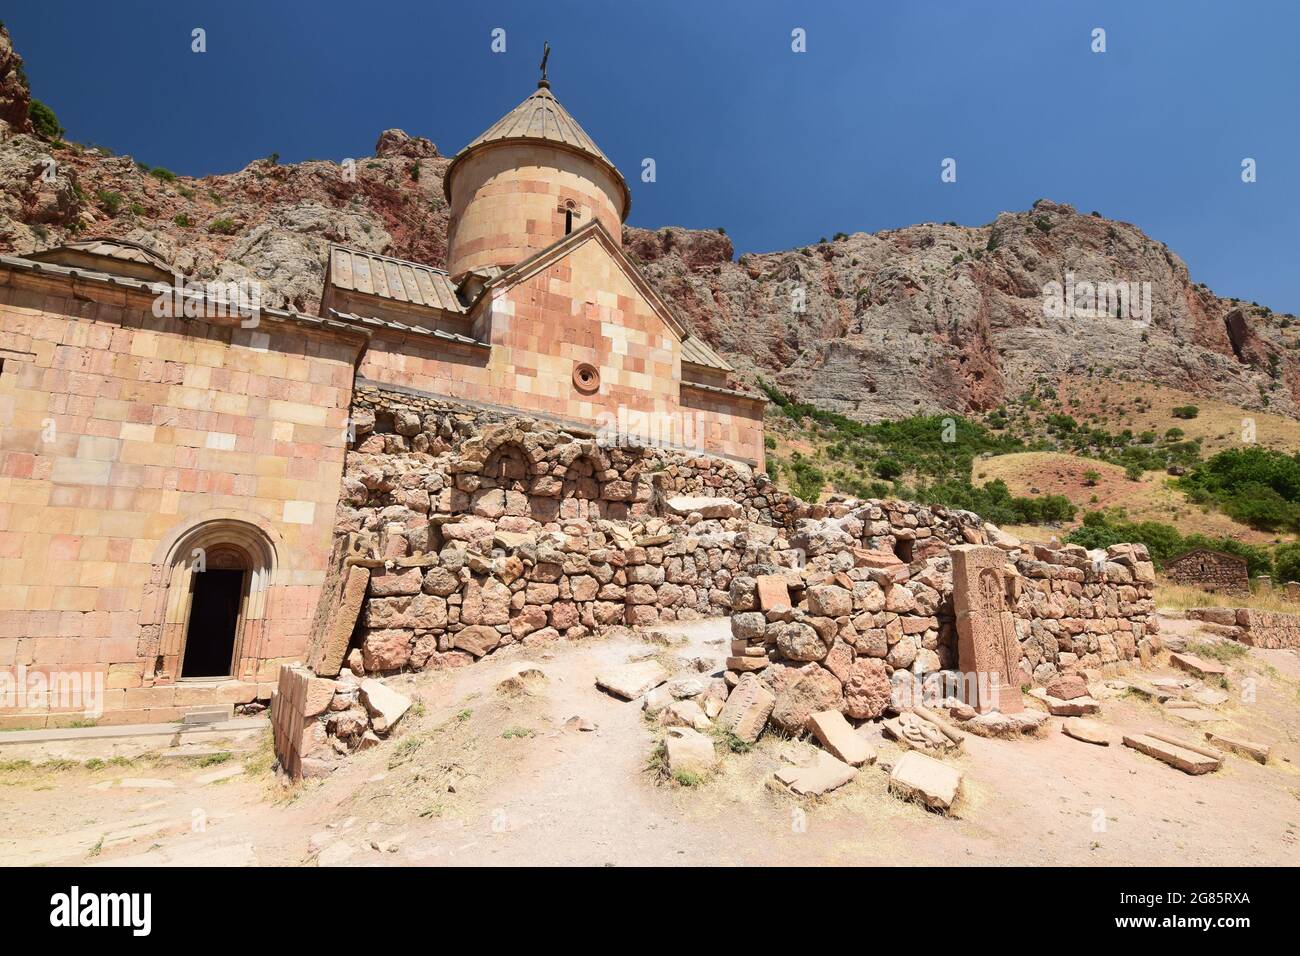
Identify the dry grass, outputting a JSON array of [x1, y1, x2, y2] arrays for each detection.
[[1154, 579, 1300, 613], [1052, 377, 1300, 458], [973, 451, 1291, 545]]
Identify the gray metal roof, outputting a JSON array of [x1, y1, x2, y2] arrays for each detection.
[[0, 254, 363, 339], [328, 245, 466, 314], [327, 308, 488, 349], [28, 237, 173, 274], [680, 335, 734, 372]]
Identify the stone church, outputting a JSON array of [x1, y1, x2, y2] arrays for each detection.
[[0, 75, 765, 725]]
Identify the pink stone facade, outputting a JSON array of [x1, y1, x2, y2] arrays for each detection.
[[0, 268, 360, 727]]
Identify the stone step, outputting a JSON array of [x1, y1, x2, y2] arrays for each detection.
[[1122, 733, 1222, 775]]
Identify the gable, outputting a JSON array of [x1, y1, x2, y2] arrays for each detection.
[[475, 220, 686, 343]]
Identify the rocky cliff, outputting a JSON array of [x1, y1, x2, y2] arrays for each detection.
[[2, 23, 1295, 419]]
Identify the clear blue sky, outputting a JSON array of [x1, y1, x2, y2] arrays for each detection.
[[7, 0, 1299, 312]]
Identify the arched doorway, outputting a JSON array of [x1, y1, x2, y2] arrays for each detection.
[[145, 516, 280, 683], [181, 543, 251, 678]]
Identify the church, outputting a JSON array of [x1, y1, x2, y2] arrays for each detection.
[[0, 69, 765, 725]]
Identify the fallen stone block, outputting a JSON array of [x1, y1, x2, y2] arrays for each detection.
[[1189, 686, 1229, 707], [1029, 688, 1099, 716], [809, 709, 876, 767], [883, 712, 957, 753], [725, 655, 770, 673], [956, 708, 1049, 738], [360, 678, 412, 734], [664, 727, 717, 776], [1170, 652, 1227, 679], [888, 751, 962, 812], [1122, 733, 1222, 775], [595, 660, 668, 700], [661, 698, 711, 731], [1045, 673, 1089, 701], [1166, 703, 1221, 723], [1062, 717, 1112, 746], [774, 751, 858, 796], [1204, 731, 1270, 764]]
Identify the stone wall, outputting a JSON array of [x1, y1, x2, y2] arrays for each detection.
[[1010, 542, 1158, 680], [721, 514, 1157, 732], [1186, 607, 1300, 649], [329, 409, 1159, 692]]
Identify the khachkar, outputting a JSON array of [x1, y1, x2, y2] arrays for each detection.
[[951, 545, 1024, 714]]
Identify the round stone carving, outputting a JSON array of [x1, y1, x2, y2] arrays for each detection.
[[573, 362, 600, 394]]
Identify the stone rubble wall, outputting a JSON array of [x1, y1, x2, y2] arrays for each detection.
[[1010, 542, 1158, 680], [1186, 607, 1300, 649], [270, 663, 409, 779], [725, 521, 1157, 734], [326, 386, 1157, 691]]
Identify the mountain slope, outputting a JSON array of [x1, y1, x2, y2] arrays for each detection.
[[2, 24, 1296, 422]]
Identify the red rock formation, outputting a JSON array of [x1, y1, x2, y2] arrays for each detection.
[[0, 27, 1293, 421]]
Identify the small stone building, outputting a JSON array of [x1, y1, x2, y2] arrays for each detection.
[[1163, 548, 1249, 595]]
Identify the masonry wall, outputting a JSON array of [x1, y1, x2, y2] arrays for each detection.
[[1164, 550, 1249, 595], [0, 268, 359, 727]]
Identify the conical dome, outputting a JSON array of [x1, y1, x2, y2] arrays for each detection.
[[444, 80, 631, 278], [444, 82, 630, 214]]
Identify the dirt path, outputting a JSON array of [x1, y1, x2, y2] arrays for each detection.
[[2, 615, 1298, 867]]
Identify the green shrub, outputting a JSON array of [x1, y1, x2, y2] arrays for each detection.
[[1065, 511, 1273, 577], [1177, 447, 1300, 532], [173, 213, 191, 227], [28, 99, 63, 140], [1171, 405, 1199, 419], [150, 167, 178, 183], [873, 457, 903, 481], [208, 217, 238, 235], [96, 190, 123, 215], [1274, 543, 1300, 584]]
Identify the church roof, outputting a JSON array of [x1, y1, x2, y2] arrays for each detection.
[[444, 82, 631, 217], [680, 334, 734, 373], [28, 237, 174, 278], [327, 245, 466, 314]]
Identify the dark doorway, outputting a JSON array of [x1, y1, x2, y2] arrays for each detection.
[[181, 569, 244, 678]]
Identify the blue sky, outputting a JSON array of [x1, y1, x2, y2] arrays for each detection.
[[7, 0, 1299, 312]]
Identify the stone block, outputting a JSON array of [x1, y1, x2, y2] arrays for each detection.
[[888, 750, 962, 811]]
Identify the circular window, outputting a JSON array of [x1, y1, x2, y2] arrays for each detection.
[[573, 362, 600, 394]]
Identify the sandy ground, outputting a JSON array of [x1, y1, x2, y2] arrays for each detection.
[[2, 615, 1298, 867]]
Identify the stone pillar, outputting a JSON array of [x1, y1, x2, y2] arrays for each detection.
[[1255, 575, 1272, 592], [1284, 581, 1300, 603], [951, 545, 1024, 714]]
